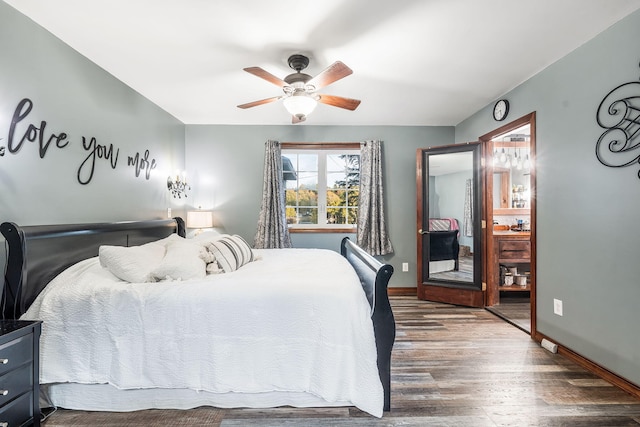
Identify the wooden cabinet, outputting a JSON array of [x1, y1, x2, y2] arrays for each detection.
[[0, 321, 41, 427], [493, 232, 531, 292]]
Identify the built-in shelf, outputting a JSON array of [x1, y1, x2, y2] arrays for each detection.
[[499, 284, 531, 292], [494, 208, 530, 215]]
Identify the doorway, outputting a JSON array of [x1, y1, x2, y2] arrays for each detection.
[[480, 113, 537, 334]]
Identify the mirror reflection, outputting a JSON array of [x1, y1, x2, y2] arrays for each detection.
[[427, 151, 474, 283], [492, 131, 531, 211]]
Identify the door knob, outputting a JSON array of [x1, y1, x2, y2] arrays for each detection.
[[418, 229, 430, 235]]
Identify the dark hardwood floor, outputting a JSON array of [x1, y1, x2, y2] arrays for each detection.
[[43, 296, 640, 426]]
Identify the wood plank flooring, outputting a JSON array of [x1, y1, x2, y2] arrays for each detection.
[[43, 296, 640, 426], [486, 294, 531, 333]]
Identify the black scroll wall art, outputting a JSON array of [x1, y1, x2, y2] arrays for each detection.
[[596, 61, 640, 179]]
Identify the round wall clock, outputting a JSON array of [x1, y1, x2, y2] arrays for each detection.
[[493, 99, 509, 121]]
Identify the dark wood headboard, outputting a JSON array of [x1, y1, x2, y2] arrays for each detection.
[[1, 218, 185, 319]]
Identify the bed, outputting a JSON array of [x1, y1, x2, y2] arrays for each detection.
[[0, 218, 395, 418], [428, 218, 460, 273]]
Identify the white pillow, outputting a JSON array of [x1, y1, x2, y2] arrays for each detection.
[[151, 240, 206, 281], [150, 233, 184, 247], [207, 235, 254, 273], [192, 230, 223, 245], [99, 244, 166, 283]]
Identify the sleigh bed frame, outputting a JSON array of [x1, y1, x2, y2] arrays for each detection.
[[0, 218, 395, 411]]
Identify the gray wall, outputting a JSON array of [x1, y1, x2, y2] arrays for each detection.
[[0, 2, 186, 277], [185, 125, 454, 287], [456, 9, 640, 387]]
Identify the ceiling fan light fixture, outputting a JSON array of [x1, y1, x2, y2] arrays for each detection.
[[239, 54, 359, 122], [283, 93, 317, 117]]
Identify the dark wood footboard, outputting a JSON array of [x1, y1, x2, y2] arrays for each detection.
[[340, 237, 395, 412]]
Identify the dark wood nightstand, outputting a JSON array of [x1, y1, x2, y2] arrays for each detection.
[[0, 320, 41, 427]]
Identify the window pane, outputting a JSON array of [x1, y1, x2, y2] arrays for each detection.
[[327, 154, 346, 171], [327, 207, 346, 224], [327, 189, 345, 224], [298, 154, 317, 172], [286, 205, 297, 224], [327, 172, 348, 190], [327, 189, 345, 207], [344, 154, 360, 170], [297, 189, 318, 206], [298, 171, 318, 191], [347, 207, 358, 224], [297, 207, 318, 224], [285, 180, 297, 190], [347, 189, 359, 207]]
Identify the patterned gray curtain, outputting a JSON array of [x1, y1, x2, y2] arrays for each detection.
[[357, 140, 394, 255], [464, 178, 473, 237], [253, 140, 292, 249]]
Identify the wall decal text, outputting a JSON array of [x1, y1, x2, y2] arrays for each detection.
[[8, 98, 70, 158], [128, 150, 157, 180], [77, 137, 120, 185], [1, 98, 158, 185]]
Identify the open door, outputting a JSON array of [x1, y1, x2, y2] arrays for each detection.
[[481, 112, 537, 334], [416, 143, 484, 307]]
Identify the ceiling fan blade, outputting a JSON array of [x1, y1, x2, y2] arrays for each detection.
[[237, 96, 282, 109], [318, 94, 361, 111], [243, 67, 288, 87], [292, 114, 307, 124], [307, 61, 353, 90]]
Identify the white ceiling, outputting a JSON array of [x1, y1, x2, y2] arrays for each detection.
[[5, 0, 640, 126]]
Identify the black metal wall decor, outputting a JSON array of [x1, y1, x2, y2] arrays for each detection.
[[596, 61, 640, 179], [0, 98, 158, 185]]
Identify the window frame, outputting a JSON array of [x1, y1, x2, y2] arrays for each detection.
[[282, 142, 361, 234]]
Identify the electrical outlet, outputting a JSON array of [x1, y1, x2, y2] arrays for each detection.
[[553, 298, 563, 316], [167, 208, 172, 218], [402, 262, 409, 272]]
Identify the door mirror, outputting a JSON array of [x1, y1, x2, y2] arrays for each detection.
[[420, 143, 482, 289]]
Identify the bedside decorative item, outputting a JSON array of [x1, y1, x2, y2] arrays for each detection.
[[186, 210, 213, 235], [167, 171, 190, 198], [493, 99, 509, 121], [595, 60, 640, 180]]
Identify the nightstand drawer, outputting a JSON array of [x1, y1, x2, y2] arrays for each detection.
[[0, 335, 33, 377], [0, 391, 33, 427], [0, 364, 32, 407]]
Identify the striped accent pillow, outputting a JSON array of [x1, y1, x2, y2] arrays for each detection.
[[429, 219, 451, 231], [207, 234, 254, 273]]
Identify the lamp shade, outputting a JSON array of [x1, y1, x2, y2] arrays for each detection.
[[186, 211, 213, 229], [283, 94, 317, 117]]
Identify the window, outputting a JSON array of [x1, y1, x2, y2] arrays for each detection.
[[282, 143, 360, 231]]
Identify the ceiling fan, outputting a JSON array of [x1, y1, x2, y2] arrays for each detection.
[[237, 54, 361, 124]]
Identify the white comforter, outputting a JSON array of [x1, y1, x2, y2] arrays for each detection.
[[23, 248, 384, 417]]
